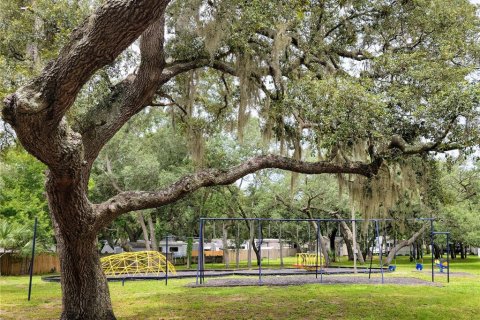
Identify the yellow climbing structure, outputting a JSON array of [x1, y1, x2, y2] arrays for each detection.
[[294, 253, 326, 271], [101, 251, 176, 276]]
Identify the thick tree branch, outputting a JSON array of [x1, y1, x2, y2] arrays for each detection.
[[388, 116, 463, 155], [3, 0, 169, 127], [2, 0, 170, 171], [385, 224, 427, 265], [324, 10, 374, 39], [93, 154, 384, 230], [81, 14, 168, 164], [162, 59, 237, 80]]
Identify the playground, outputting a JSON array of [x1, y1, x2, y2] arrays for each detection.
[[1, 255, 479, 320], [39, 217, 456, 289], [3, 216, 478, 319]]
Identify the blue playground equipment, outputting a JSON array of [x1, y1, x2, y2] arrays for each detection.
[[435, 259, 449, 273]]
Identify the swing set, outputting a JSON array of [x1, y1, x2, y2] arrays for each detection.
[[196, 216, 450, 286], [196, 217, 399, 285]]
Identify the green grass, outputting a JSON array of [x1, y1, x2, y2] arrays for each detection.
[[179, 253, 480, 273], [1, 256, 479, 319]]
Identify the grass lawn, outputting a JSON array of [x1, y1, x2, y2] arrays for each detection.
[[1, 255, 479, 319]]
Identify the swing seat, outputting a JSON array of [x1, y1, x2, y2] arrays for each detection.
[[435, 259, 448, 272], [388, 265, 396, 272], [415, 263, 423, 271]]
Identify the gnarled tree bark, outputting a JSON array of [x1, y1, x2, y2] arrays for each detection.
[[333, 213, 365, 264], [3, 2, 169, 318], [385, 224, 427, 265], [136, 212, 151, 251]]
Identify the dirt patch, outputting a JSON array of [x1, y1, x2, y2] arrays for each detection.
[[187, 275, 443, 287]]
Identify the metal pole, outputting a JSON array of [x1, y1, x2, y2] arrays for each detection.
[[352, 206, 357, 274], [446, 233, 450, 283], [316, 221, 319, 279], [393, 223, 397, 267], [196, 220, 202, 285], [258, 219, 262, 285], [375, 220, 384, 284], [165, 235, 168, 286], [236, 223, 240, 269], [319, 221, 324, 283], [431, 219, 434, 283], [201, 220, 205, 284], [28, 217, 38, 301], [368, 221, 374, 279]]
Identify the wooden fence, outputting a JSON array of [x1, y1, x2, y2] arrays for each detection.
[[226, 248, 297, 262], [191, 250, 223, 257], [0, 253, 60, 276], [189, 248, 297, 265]]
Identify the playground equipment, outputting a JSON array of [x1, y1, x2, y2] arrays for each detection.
[[101, 251, 176, 277], [431, 231, 451, 283], [435, 259, 449, 272], [294, 253, 326, 271], [197, 217, 393, 286]]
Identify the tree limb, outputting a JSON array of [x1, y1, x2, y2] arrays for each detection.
[[2, 0, 170, 171], [385, 224, 427, 265], [81, 14, 168, 164], [93, 154, 384, 230], [3, 0, 170, 127]]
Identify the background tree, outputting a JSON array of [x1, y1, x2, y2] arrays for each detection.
[[0, 146, 54, 250], [437, 160, 480, 258]]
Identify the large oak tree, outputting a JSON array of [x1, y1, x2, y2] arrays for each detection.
[[2, 0, 479, 319]]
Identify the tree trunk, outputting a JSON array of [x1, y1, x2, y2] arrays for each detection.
[[329, 227, 337, 262], [345, 235, 354, 260], [309, 221, 331, 266], [46, 173, 116, 319], [119, 238, 133, 252], [57, 238, 115, 320], [433, 244, 441, 259], [252, 232, 261, 266], [450, 243, 456, 259], [337, 219, 364, 264], [385, 225, 426, 265], [136, 212, 151, 250], [146, 213, 158, 251], [123, 222, 138, 243], [305, 212, 331, 266], [247, 221, 254, 268]]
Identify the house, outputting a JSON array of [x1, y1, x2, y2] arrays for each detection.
[[100, 241, 124, 254], [158, 238, 188, 258], [241, 238, 289, 250], [370, 236, 411, 256], [100, 242, 114, 254], [470, 247, 480, 257], [129, 240, 152, 251]]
